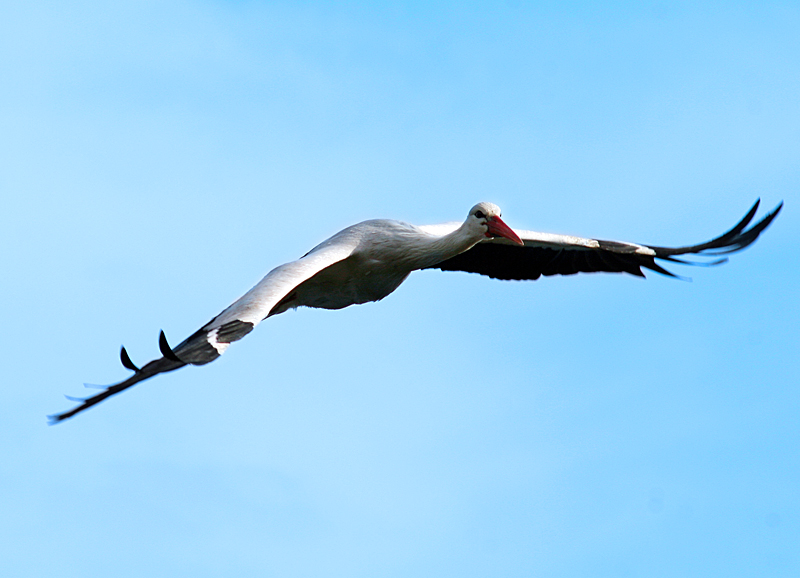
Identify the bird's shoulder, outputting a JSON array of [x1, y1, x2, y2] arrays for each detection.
[[308, 219, 421, 252]]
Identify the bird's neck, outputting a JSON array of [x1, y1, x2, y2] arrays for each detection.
[[407, 222, 482, 270]]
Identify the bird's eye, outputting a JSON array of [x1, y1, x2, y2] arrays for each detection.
[[474, 210, 486, 219]]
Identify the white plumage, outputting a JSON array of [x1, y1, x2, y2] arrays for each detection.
[[50, 199, 782, 423]]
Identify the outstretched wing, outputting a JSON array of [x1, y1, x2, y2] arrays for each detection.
[[424, 200, 782, 280], [49, 239, 360, 423]]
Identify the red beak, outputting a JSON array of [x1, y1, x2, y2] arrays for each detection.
[[486, 215, 524, 245]]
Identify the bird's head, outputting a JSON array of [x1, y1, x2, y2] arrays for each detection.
[[467, 202, 524, 245]]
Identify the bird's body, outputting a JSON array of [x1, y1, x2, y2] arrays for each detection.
[[274, 219, 450, 311], [50, 200, 782, 423]]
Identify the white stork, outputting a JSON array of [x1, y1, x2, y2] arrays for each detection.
[[50, 199, 782, 423]]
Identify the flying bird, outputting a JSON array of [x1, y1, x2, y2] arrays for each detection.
[[50, 199, 782, 423]]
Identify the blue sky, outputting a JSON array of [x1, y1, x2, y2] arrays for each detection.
[[2, 2, 798, 576]]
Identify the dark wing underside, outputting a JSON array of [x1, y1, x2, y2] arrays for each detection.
[[429, 242, 654, 280], [426, 200, 782, 281]]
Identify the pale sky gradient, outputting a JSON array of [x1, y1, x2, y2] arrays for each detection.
[[2, 2, 798, 577]]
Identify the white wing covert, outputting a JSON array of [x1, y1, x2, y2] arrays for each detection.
[[174, 238, 360, 364], [49, 237, 360, 423]]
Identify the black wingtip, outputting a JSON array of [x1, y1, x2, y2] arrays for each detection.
[[649, 261, 691, 281], [767, 200, 784, 221], [48, 409, 77, 424], [120, 346, 141, 372], [651, 198, 783, 259], [158, 330, 182, 362]]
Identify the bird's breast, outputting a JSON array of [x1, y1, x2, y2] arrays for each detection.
[[294, 252, 411, 310]]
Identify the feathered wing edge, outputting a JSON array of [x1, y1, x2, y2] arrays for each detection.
[[598, 199, 783, 279], [49, 240, 360, 424], [48, 346, 186, 424], [649, 199, 783, 259], [634, 199, 783, 277]]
